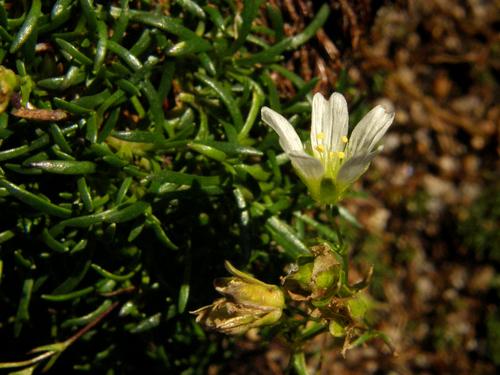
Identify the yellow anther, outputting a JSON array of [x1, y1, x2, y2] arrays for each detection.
[[316, 132, 325, 140], [315, 145, 325, 153], [329, 151, 335, 158], [341, 136, 348, 143], [337, 151, 345, 159]]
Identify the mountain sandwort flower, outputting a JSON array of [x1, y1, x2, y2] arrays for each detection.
[[261, 92, 395, 204]]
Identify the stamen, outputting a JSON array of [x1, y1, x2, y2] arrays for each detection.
[[341, 136, 348, 143], [316, 132, 325, 140], [329, 151, 335, 158], [315, 145, 325, 153], [337, 151, 345, 159]]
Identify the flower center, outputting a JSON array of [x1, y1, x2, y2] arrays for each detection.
[[314, 133, 349, 178]]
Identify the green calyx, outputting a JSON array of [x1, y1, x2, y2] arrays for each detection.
[[284, 244, 342, 299], [0, 66, 18, 113]]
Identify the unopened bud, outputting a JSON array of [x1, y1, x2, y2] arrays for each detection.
[[0, 66, 17, 113], [215, 261, 285, 309], [192, 298, 283, 335], [285, 260, 313, 291], [328, 319, 347, 338], [347, 293, 369, 321], [191, 261, 284, 335], [284, 244, 341, 299]]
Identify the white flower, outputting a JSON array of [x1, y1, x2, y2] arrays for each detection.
[[261, 92, 395, 204]]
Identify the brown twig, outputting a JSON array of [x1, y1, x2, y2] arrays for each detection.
[[99, 286, 137, 297], [338, 0, 361, 49], [66, 301, 120, 346], [0, 301, 120, 371]]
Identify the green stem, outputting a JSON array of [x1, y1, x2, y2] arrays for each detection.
[[298, 321, 327, 341], [329, 204, 348, 283], [0, 351, 54, 369], [291, 351, 309, 375]]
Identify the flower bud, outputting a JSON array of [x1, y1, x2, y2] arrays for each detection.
[[347, 293, 369, 322], [214, 261, 285, 309], [284, 244, 341, 300], [191, 261, 285, 335], [328, 319, 347, 338], [192, 298, 283, 335], [286, 261, 314, 291], [0, 66, 17, 113]]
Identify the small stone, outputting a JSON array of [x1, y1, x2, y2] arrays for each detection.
[[437, 155, 459, 176], [469, 266, 494, 292], [423, 175, 458, 204]]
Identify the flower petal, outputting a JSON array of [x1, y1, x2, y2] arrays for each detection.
[[347, 105, 394, 156], [337, 151, 378, 185], [328, 93, 349, 152], [288, 151, 324, 180], [311, 93, 329, 156], [261, 107, 303, 153], [311, 93, 349, 156]]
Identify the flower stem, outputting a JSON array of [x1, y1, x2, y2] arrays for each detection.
[[292, 351, 309, 375], [328, 204, 349, 283]]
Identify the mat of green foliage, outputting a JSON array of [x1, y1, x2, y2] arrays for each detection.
[[0, 1, 369, 373]]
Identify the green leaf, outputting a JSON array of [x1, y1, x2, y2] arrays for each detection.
[[266, 216, 310, 259], [232, 0, 263, 52], [338, 205, 362, 228], [51, 201, 150, 232], [0, 178, 72, 218], [14, 279, 34, 337], [9, 365, 36, 375], [148, 170, 220, 193], [28, 160, 96, 174]]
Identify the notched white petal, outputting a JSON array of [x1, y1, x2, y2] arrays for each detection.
[[289, 151, 324, 180], [311, 93, 328, 152], [328, 92, 349, 152], [261, 107, 303, 153], [337, 152, 378, 184], [366, 108, 394, 151], [348, 105, 394, 156]]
